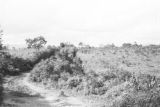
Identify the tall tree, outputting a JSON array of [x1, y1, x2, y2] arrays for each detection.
[[25, 36, 47, 49], [0, 29, 3, 50]]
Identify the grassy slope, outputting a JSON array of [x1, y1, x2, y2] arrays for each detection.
[[78, 46, 160, 76], [77, 46, 160, 106]]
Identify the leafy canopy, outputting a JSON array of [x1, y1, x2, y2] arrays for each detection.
[[0, 29, 3, 50], [25, 36, 47, 49]]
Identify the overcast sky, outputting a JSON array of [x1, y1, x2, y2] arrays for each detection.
[[0, 0, 160, 47]]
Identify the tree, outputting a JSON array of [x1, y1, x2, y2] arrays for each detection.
[[60, 42, 65, 48], [25, 36, 47, 49], [79, 42, 83, 46], [122, 43, 132, 48], [0, 29, 3, 50]]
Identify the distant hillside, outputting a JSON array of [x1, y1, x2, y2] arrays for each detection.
[[4, 44, 26, 49], [78, 44, 160, 76]]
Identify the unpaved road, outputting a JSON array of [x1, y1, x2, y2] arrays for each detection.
[[3, 73, 86, 107], [23, 73, 86, 107]]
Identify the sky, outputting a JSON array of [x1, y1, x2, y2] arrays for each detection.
[[0, 0, 160, 47]]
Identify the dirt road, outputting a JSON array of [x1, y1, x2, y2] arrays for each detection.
[[23, 73, 86, 107], [3, 73, 86, 107]]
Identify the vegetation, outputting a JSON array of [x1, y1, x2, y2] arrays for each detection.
[[0, 29, 3, 50], [78, 43, 160, 106], [0, 29, 4, 105], [29, 42, 160, 106], [29, 43, 84, 89], [0, 52, 33, 76], [1, 37, 160, 107], [25, 36, 47, 49], [111, 73, 160, 107]]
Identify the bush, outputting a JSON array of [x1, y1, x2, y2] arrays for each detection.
[[0, 73, 3, 105], [112, 90, 160, 107], [99, 68, 132, 82], [30, 45, 83, 83], [111, 93, 135, 107], [0, 52, 33, 75], [30, 56, 83, 82], [33, 47, 58, 64], [58, 45, 77, 61], [82, 75, 105, 95], [0, 52, 6, 105], [111, 73, 160, 107], [67, 76, 82, 89]]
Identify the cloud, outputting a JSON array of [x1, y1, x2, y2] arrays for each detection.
[[1, 0, 160, 46]]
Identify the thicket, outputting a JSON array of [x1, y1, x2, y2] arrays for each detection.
[[0, 53, 3, 105], [111, 73, 160, 107], [32, 46, 59, 64], [0, 30, 4, 105], [0, 52, 33, 76], [30, 44, 84, 90]]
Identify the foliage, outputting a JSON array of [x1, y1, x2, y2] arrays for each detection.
[[0, 52, 4, 105], [111, 73, 160, 107], [0, 72, 3, 105], [25, 36, 47, 49], [0, 29, 3, 50], [0, 29, 4, 105], [29, 44, 84, 90], [3, 42, 160, 106], [33, 47, 58, 64], [112, 89, 160, 107], [122, 43, 132, 48], [67, 76, 82, 89], [0, 51, 33, 76]]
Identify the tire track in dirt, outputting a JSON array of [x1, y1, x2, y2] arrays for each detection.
[[23, 73, 86, 107]]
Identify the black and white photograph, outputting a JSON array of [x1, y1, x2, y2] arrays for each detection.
[[0, 0, 160, 107]]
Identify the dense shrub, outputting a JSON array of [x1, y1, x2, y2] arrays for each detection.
[[0, 51, 32, 76], [30, 57, 62, 82], [67, 76, 82, 89], [112, 90, 160, 107], [111, 73, 160, 107], [0, 73, 3, 105], [111, 93, 135, 107], [30, 45, 84, 90], [97, 68, 132, 83], [33, 47, 58, 64], [0, 52, 18, 75], [10, 57, 33, 74], [58, 45, 78, 61], [81, 74, 106, 95], [0, 52, 6, 105], [0, 32, 4, 105], [30, 55, 83, 82]]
